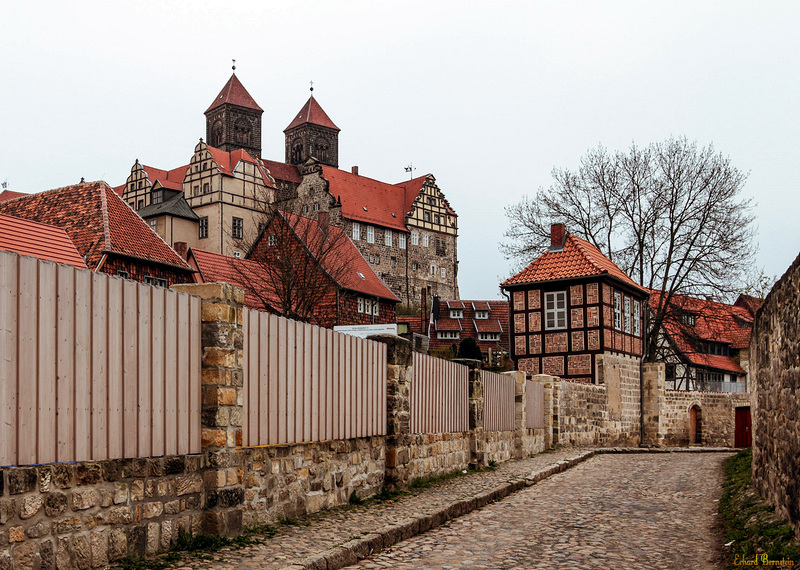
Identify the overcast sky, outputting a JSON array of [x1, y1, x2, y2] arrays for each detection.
[[2, 1, 798, 299]]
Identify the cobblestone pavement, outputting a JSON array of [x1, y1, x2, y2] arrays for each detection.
[[173, 448, 595, 569], [352, 453, 732, 570]]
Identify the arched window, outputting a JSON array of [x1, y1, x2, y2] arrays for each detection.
[[314, 139, 329, 163], [291, 139, 304, 163], [234, 118, 251, 146], [211, 120, 223, 147]]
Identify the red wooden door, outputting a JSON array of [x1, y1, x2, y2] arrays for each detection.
[[735, 407, 752, 448]]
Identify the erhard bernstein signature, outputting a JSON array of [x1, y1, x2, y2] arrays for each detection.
[[734, 553, 795, 566]]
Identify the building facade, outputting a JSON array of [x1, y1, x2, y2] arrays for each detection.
[[501, 224, 648, 383]]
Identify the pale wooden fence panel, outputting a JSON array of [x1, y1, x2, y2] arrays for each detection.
[[410, 353, 469, 434], [242, 309, 387, 447], [484, 370, 515, 432], [525, 380, 545, 429], [0, 250, 202, 467]]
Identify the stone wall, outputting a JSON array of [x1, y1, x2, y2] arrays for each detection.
[[659, 391, 751, 447], [240, 438, 385, 527], [751, 251, 800, 535], [0, 456, 205, 569]]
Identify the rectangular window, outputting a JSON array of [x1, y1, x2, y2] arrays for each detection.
[[372, 299, 379, 316], [385, 229, 392, 246], [422, 234, 429, 247], [624, 297, 631, 334], [193, 186, 200, 196], [152, 190, 163, 204], [367, 226, 375, 243], [434, 214, 440, 224], [424, 211, 431, 222], [352, 222, 360, 241], [203, 183, 210, 194], [437, 331, 460, 340], [614, 292, 622, 331], [478, 332, 500, 342], [390, 256, 396, 268], [634, 301, 641, 336], [475, 310, 489, 320], [199, 217, 208, 239], [412, 261, 418, 271], [267, 234, 277, 246], [430, 263, 436, 275], [544, 291, 567, 330], [681, 313, 696, 326], [314, 203, 320, 211], [232, 217, 243, 239], [440, 267, 446, 278], [137, 200, 144, 210], [450, 309, 463, 319], [411, 232, 419, 246], [116, 270, 129, 279], [399, 234, 407, 249], [149, 219, 157, 231], [156, 278, 168, 288], [357, 297, 364, 313]]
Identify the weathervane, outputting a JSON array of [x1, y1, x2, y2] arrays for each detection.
[[310, 80, 314, 93], [232, 59, 236, 72], [405, 163, 415, 180]]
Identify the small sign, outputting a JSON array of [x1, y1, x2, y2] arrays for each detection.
[[334, 323, 398, 339]]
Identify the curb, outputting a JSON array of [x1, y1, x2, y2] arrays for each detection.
[[283, 450, 598, 570]]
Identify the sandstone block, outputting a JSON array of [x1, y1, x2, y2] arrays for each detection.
[[131, 480, 144, 502], [26, 520, 50, 539], [72, 535, 90, 569], [72, 489, 98, 510], [0, 499, 16, 524], [105, 506, 133, 525], [75, 463, 102, 486], [8, 527, 25, 542], [113, 484, 128, 505], [11, 541, 36, 569], [37, 466, 52, 493], [8, 469, 36, 495], [177, 474, 203, 496], [54, 516, 81, 534], [202, 429, 226, 448], [142, 502, 164, 519], [164, 500, 181, 515], [109, 528, 127, 561], [146, 522, 160, 556]]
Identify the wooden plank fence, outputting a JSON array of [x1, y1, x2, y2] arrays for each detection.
[[0, 251, 202, 467], [242, 309, 387, 446], [525, 379, 545, 429], [410, 353, 469, 434], [484, 371, 515, 432]]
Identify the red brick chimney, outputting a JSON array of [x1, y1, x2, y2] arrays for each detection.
[[550, 224, 566, 249], [174, 241, 189, 259], [351, 166, 359, 175]]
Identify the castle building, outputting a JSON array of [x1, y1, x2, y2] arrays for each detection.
[[118, 74, 459, 306]]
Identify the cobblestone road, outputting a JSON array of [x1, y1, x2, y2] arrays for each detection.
[[352, 453, 731, 570]]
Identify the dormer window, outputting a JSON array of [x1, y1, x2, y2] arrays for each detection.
[[475, 310, 489, 320], [450, 309, 464, 319], [152, 190, 163, 204], [680, 313, 697, 326]]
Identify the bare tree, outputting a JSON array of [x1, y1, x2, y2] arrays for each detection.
[[502, 137, 757, 359], [228, 201, 362, 324]]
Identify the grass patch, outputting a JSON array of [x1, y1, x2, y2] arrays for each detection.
[[349, 490, 365, 505], [372, 487, 408, 503], [719, 449, 800, 568]]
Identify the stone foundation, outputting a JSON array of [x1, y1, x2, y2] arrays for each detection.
[[0, 455, 205, 569]]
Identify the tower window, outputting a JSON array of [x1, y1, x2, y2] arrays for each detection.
[[199, 217, 209, 239], [232, 217, 243, 239]]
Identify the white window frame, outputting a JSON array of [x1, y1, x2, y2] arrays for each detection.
[[352, 222, 360, 241], [357, 297, 364, 313], [149, 219, 157, 231], [478, 332, 500, 342], [634, 301, 641, 336], [437, 331, 460, 340], [614, 292, 622, 331], [430, 263, 436, 275], [544, 291, 567, 330], [399, 233, 407, 249], [199, 217, 208, 239], [366, 226, 375, 244], [411, 232, 419, 246], [372, 299, 379, 316], [384, 229, 392, 246], [422, 234, 429, 247], [232, 217, 243, 239], [624, 296, 631, 334], [450, 309, 463, 319], [475, 310, 489, 320], [441, 267, 446, 278], [267, 234, 277, 246]]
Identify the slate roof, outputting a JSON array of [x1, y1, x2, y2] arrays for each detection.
[[651, 291, 753, 375], [0, 181, 192, 271], [206, 74, 263, 113], [0, 213, 87, 268], [501, 232, 647, 294], [137, 192, 199, 221], [284, 95, 339, 131]]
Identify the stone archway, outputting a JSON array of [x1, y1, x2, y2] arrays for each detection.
[[689, 405, 702, 445]]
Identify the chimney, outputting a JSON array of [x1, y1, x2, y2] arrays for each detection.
[[550, 224, 566, 250], [174, 241, 189, 259], [351, 166, 359, 175]]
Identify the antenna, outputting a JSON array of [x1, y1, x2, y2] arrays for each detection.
[[232, 59, 236, 72], [310, 80, 314, 93], [404, 163, 415, 180]]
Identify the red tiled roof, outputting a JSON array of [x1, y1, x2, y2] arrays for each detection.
[[320, 167, 408, 232], [0, 213, 87, 268], [394, 175, 456, 216], [446, 300, 466, 309], [471, 301, 490, 311], [474, 318, 504, 334], [205, 146, 276, 189], [284, 96, 339, 131], [0, 190, 29, 203], [501, 233, 646, 294], [206, 74, 263, 113], [278, 211, 399, 302], [261, 159, 301, 184], [397, 315, 425, 335], [0, 181, 191, 271], [734, 294, 763, 318], [189, 248, 280, 311], [650, 292, 752, 374], [142, 164, 189, 191], [435, 318, 463, 332]]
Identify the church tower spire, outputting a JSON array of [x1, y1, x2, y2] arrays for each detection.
[[284, 86, 340, 168], [205, 71, 263, 158]]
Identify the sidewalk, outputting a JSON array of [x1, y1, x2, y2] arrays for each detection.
[[170, 447, 731, 570]]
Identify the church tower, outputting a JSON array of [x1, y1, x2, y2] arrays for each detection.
[[205, 74, 263, 158], [284, 90, 340, 168]]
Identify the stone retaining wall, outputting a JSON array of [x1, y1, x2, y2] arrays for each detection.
[[399, 433, 470, 482], [660, 390, 751, 447], [751, 250, 800, 536], [0, 455, 205, 569]]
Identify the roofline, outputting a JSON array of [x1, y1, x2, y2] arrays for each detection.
[[501, 272, 649, 296], [100, 249, 195, 273]]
